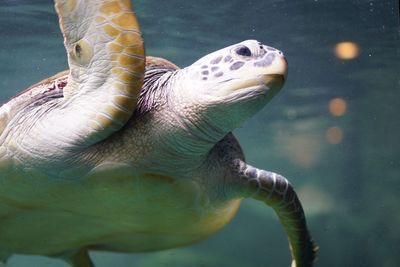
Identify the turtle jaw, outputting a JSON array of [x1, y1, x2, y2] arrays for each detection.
[[214, 73, 286, 100], [259, 73, 286, 96], [214, 55, 288, 98]]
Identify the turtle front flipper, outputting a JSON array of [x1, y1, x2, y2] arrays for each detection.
[[237, 161, 317, 267], [52, 0, 145, 146]]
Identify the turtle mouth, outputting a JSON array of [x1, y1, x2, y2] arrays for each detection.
[[213, 73, 286, 99], [236, 74, 285, 92], [213, 55, 288, 98], [261, 74, 286, 92]]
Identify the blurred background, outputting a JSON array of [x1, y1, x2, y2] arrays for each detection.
[[0, 0, 399, 266]]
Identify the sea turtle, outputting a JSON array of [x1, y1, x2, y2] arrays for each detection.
[[0, 0, 317, 267]]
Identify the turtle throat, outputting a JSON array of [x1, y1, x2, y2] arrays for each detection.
[[135, 67, 221, 159], [136, 68, 237, 162], [160, 73, 231, 159]]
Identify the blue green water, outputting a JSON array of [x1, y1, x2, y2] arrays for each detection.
[[0, 0, 399, 266]]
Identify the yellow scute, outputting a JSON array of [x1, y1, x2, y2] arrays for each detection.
[[108, 43, 124, 52], [112, 13, 140, 29], [96, 114, 118, 129], [124, 45, 145, 57], [113, 69, 143, 86], [119, 0, 132, 9], [100, 1, 122, 16], [95, 16, 106, 23], [118, 54, 142, 66], [103, 24, 120, 37], [66, 0, 76, 12], [113, 95, 137, 111], [104, 105, 130, 124], [116, 32, 141, 47]]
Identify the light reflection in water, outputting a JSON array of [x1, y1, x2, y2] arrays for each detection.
[[329, 98, 347, 117], [326, 126, 343, 145], [334, 41, 360, 60]]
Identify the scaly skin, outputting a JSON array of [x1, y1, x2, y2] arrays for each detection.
[[237, 162, 318, 267], [0, 0, 317, 267], [44, 0, 145, 148]]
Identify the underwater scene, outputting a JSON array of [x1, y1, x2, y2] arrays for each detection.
[[0, 0, 399, 266]]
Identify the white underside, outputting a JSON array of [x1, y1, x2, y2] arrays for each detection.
[[0, 161, 241, 256]]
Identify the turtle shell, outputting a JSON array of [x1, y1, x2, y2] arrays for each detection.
[[0, 56, 179, 136]]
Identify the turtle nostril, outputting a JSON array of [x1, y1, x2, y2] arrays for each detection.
[[283, 56, 288, 65]]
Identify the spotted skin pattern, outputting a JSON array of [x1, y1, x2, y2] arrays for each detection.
[[198, 42, 283, 82]]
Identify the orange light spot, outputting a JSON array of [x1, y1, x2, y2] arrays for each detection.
[[334, 42, 360, 60], [329, 98, 347, 117], [326, 126, 343, 144], [100, 1, 122, 16], [280, 136, 321, 168]]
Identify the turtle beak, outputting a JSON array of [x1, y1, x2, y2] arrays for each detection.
[[216, 52, 288, 96], [259, 52, 288, 92]]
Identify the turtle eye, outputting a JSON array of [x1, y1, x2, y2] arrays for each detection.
[[235, 46, 252, 57]]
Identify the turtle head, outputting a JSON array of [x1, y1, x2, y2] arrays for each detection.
[[173, 40, 287, 139]]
